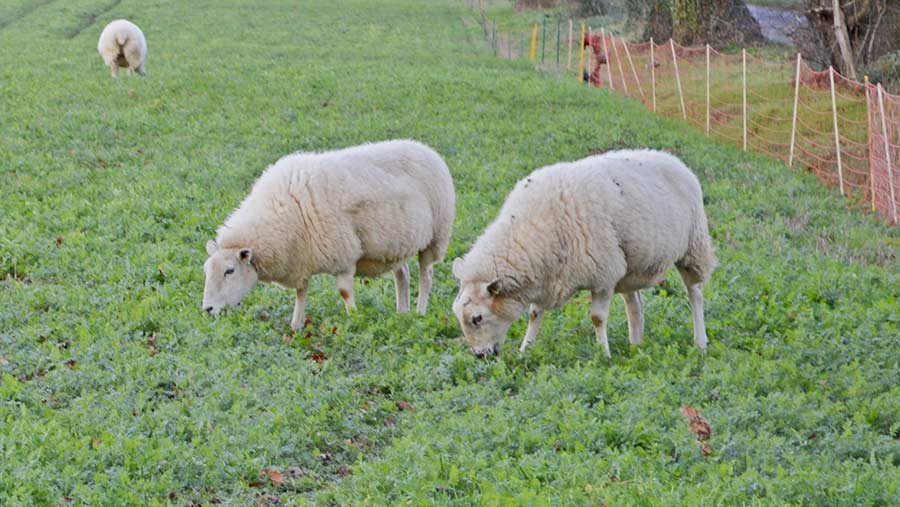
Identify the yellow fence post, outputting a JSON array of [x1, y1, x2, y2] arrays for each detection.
[[529, 24, 538, 62], [577, 23, 585, 80]]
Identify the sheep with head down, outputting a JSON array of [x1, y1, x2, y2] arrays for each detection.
[[97, 19, 147, 77], [452, 149, 716, 357], [202, 140, 455, 329]]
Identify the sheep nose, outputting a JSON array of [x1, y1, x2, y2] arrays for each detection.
[[204, 306, 213, 314]]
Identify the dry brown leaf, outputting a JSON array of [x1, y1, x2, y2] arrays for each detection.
[[308, 352, 327, 363], [395, 400, 412, 411], [266, 469, 285, 487], [680, 405, 714, 457]]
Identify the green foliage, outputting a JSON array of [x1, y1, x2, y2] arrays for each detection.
[[2, 0, 900, 505]]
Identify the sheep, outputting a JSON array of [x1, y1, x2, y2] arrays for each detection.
[[451, 149, 716, 357], [97, 19, 147, 77], [202, 140, 456, 330]]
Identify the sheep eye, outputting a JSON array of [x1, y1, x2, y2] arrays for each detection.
[[471, 315, 483, 326], [224, 268, 235, 277]]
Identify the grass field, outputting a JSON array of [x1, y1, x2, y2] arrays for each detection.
[[2, 0, 900, 505]]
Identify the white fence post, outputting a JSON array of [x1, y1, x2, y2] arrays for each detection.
[[567, 19, 573, 70], [650, 38, 656, 112], [829, 66, 846, 196], [705, 44, 710, 137], [601, 28, 614, 90], [742, 48, 747, 151], [670, 39, 686, 120], [611, 33, 628, 94], [789, 53, 801, 167], [622, 40, 644, 98], [878, 84, 898, 222], [864, 76, 875, 211]]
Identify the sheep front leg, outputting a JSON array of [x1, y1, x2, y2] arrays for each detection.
[[621, 291, 644, 345], [336, 271, 356, 313], [290, 283, 309, 331], [590, 290, 613, 358], [518, 305, 544, 353], [393, 263, 410, 313], [110, 64, 118, 78]]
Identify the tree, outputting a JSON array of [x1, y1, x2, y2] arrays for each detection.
[[805, 0, 899, 77], [630, 0, 762, 46]]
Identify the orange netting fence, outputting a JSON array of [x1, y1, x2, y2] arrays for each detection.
[[485, 20, 900, 225]]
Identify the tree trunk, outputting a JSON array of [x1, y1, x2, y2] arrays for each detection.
[[669, 0, 762, 46], [832, 0, 857, 78]]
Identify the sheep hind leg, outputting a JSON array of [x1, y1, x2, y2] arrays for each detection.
[[518, 305, 544, 353], [290, 283, 309, 331], [621, 291, 644, 345], [393, 263, 410, 314], [677, 266, 708, 353], [590, 290, 613, 358], [336, 271, 356, 313], [415, 250, 435, 315]]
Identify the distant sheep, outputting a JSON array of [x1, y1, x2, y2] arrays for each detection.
[[97, 19, 147, 77], [452, 150, 716, 357], [202, 140, 456, 329]]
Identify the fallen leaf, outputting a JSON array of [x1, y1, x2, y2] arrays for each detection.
[[819, 379, 829, 386], [395, 400, 412, 411], [157, 267, 166, 278], [701, 444, 713, 457], [55, 236, 64, 246], [261, 468, 284, 487], [259, 311, 269, 322], [56, 340, 71, 349], [808, 432, 818, 440], [168, 491, 177, 500], [59, 496, 74, 505], [92, 438, 102, 448], [336, 464, 351, 476], [303, 318, 312, 328], [680, 405, 712, 441], [385, 416, 395, 426], [282, 333, 294, 345], [319, 452, 332, 461], [308, 352, 327, 363], [248, 480, 264, 488]]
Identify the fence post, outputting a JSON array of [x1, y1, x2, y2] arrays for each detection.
[[567, 19, 573, 70], [556, 15, 561, 68], [789, 53, 801, 167], [878, 84, 899, 222], [541, 16, 546, 65], [742, 48, 747, 151], [587, 27, 593, 84], [670, 39, 686, 119], [622, 40, 644, 98], [601, 28, 614, 90], [530, 24, 538, 61], [650, 38, 656, 112], [521, 31, 525, 59], [828, 66, 846, 196], [492, 20, 496, 54], [705, 44, 710, 137], [611, 32, 628, 94], [578, 23, 585, 81], [865, 75, 875, 211]]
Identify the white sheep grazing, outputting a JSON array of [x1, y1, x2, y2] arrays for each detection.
[[97, 19, 147, 77], [452, 149, 716, 357], [202, 140, 456, 329]]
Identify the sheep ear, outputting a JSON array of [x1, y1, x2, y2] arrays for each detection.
[[485, 277, 519, 297], [206, 240, 218, 256], [452, 257, 464, 280], [238, 248, 253, 265]]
